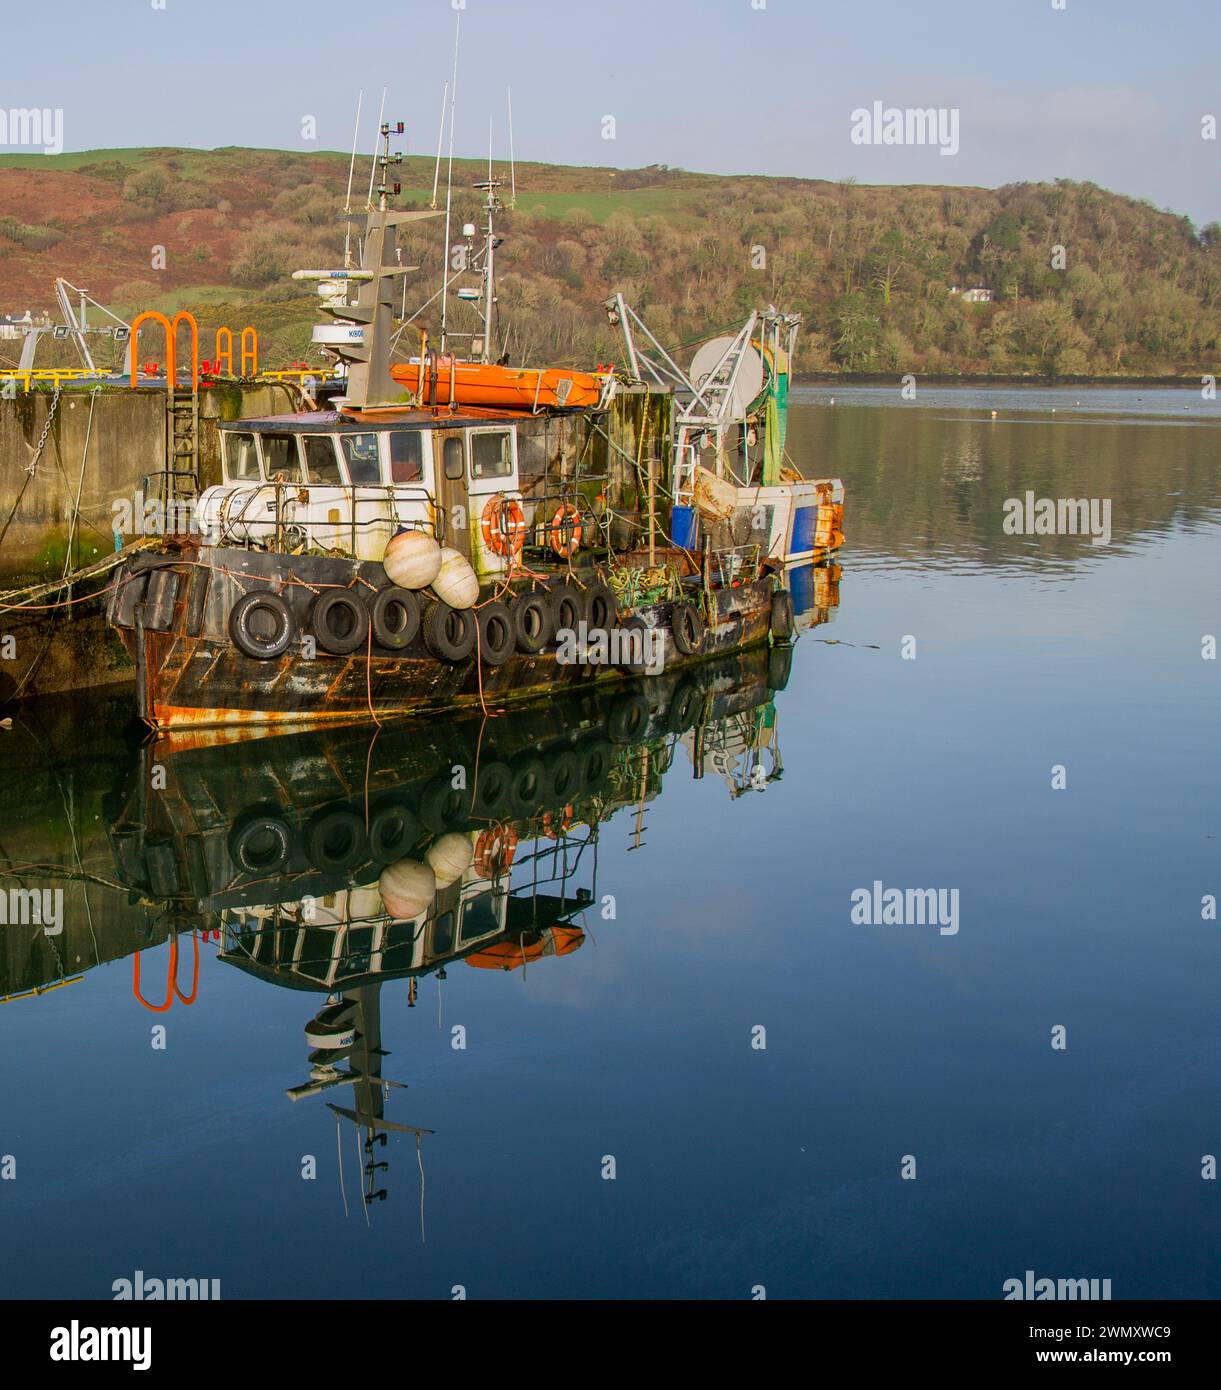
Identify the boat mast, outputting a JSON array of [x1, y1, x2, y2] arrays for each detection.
[[439, 8, 462, 354]]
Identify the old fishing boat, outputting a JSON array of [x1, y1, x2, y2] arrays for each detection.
[[106, 124, 844, 731]]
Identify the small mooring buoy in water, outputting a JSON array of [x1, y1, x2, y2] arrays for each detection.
[[990, 409, 998, 419]]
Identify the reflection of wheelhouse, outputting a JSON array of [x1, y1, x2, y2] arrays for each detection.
[[219, 820, 598, 993]]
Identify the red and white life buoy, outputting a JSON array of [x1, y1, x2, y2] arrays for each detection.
[[548, 504, 583, 558], [481, 496, 527, 557]]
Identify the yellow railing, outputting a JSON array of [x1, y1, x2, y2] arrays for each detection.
[[0, 368, 108, 391]]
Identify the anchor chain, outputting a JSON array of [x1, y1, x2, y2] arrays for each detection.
[[24, 383, 63, 477]]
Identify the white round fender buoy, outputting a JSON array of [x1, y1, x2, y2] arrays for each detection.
[[431, 546, 479, 610], [384, 530, 443, 590], [379, 858, 437, 920], [426, 832, 474, 889]]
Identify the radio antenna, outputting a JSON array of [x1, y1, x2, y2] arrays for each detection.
[[343, 89, 363, 269], [366, 86, 387, 208], [507, 87, 517, 206], [439, 7, 461, 352], [430, 81, 448, 210]]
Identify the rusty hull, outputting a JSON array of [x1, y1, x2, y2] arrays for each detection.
[[111, 541, 775, 732]]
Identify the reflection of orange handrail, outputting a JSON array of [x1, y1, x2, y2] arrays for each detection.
[[133, 933, 200, 1012], [240, 326, 258, 378], [214, 327, 233, 377], [129, 310, 174, 388], [171, 311, 199, 391]]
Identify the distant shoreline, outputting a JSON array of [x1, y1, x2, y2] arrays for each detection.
[[793, 374, 1210, 389]]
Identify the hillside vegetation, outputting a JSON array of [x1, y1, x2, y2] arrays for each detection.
[[0, 147, 1217, 377]]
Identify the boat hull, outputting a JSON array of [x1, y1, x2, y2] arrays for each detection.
[[109, 544, 776, 731]]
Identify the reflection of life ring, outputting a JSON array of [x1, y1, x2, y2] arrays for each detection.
[[481, 496, 527, 556], [542, 805, 575, 839], [474, 824, 518, 879], [548, 504, 583, 558]]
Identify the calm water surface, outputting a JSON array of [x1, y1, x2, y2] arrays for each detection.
[[2, 385, 1218, 1299]]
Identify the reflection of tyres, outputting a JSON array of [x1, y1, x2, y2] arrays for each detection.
[[510, 592, 553, 654], [543, 748, 583, 808], [769, 589, 795, 642], [368, 796, 420, 864], [551, 584, 586, 637], [229, 810, 294, 876], [508, 754, 547, 819], [471, 760, 512, 820], [230, 591, 296, 660], [306, 806, 368, 875], [671, 602, 705, 657], [666, 680, 703, 733], [370, 586, 420, 651], [579, 737, 613, 791], [423, 601, 477, 662], [767, 642, 794, 692], [585, 581, 617, 631], [419, 772, 468, 834], [311, 589, 370, 655], [608, 691, 649, 744], [477, 601, 515, 665]]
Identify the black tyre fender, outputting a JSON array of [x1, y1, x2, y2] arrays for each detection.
[[230, 590, 297, 660], [423, 600, 477, 662], [671, 601, 706, 657], [608, 691, 649, 744], [768, 642, 794, 692], [666, 680, 703, 734], [367, 796, 420, 864], [310, 588, 370, 656], [551, 583, 587, 640], [229, 810, 294, 876], [305, 805, 368, 875], [508, 754, 547, 819], [770, 589, 796, 643], [370, 586, 421, 651], [585, 580, 617, 631], [510, 591, 553, 654], [471, 760, 513, 820], [419, 771, 469, 835], [542, 747, 584, 808], [578, 736, 614, 791], [476, 601, 515, 666]]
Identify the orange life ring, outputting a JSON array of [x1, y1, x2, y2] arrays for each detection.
[[542, 805, 575, 839], [548, 504, 583, 558], [481, 496, 527, 556], [474, 823, 518, 879]]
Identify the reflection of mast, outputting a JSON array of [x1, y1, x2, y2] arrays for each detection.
[[288, 983, 433, 1220]]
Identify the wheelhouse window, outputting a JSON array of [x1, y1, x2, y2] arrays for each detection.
[[460, 889, 502, 944], [225, 432, 260, 482], [301, 435, 343, 485], [443, 437, 464, 481], [388, 430, 424, 484], [469, 429, 513, 480], [340, 432, 381, 485], [261, 433, 306, 482]]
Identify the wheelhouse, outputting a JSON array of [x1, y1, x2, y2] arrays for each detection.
[[210, 409, 523, 572]]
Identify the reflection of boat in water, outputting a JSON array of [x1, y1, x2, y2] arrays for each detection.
[[3, 610, 834, 1217], [98, 641, 817, 1216]]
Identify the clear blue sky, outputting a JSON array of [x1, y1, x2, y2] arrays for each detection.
[[3, 0, 1217, 225]]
